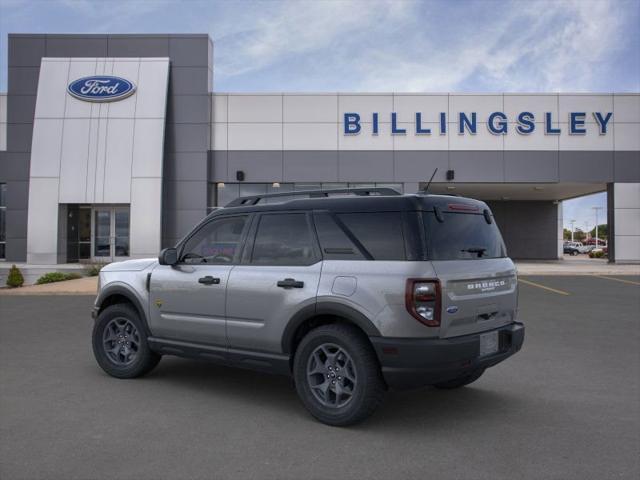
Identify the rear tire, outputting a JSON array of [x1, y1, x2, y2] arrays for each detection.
[[92, 303, 161, 379], [433, 368, 485, 389], [293, 324, 385, 426]]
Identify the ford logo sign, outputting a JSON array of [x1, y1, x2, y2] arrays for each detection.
[[67, 76, 136, 102], [446, 306, 459, 314]]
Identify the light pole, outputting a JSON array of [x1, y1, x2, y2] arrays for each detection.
[[584, 221, 591, 242], [592, 206, 603, 248], [570, 219, 576, 242]]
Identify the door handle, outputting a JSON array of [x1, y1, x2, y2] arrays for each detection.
[[198, 276, 221, 285], [277, 278, 304, 288]]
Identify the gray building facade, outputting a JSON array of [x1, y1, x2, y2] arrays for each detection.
[[0, 34, 638, 264]]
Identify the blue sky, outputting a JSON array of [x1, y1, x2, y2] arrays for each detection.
[[1, 0, 638, 227]]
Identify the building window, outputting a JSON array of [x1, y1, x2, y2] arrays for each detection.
[[0, 183, 6, 259]]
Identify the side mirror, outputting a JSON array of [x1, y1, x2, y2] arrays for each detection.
[[159, 247, 178, 266]]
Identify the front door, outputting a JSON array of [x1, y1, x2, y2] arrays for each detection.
[[93, 206, 130, 262], [148, 214, 250, 347]]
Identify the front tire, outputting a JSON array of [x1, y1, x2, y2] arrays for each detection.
[[92, 303, 161, 379], [293, 324, 385, 426]]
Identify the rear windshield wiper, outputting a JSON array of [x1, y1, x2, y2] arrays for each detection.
[[461, 247, 487, 258]]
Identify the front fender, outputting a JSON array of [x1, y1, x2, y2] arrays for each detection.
[[94, 281, 151, 336]]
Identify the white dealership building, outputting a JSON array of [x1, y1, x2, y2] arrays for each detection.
[[0, 33, 638, 266]]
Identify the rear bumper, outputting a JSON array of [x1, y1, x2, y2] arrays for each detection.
[[370, 322, 524, 390]]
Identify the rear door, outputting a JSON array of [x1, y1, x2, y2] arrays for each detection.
[[226, 212, 322, 354], [424, 209, 517, 338]]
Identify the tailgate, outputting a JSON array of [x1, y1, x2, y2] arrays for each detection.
[[432, 258, 517, 338]]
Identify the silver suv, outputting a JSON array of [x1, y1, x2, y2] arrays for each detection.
[[91, 188, 524, 426]]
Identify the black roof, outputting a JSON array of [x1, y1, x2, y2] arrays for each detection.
[[209, 193, 490, 217]]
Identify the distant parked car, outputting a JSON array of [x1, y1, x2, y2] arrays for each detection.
[[564, 242, 587, 255], [584, 238, 607, 246], [564, 244, 580, 256]]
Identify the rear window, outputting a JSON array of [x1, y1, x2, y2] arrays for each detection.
[[424, 212, 506, 260]]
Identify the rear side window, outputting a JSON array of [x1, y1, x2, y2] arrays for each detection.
[[424, 212, 506, 260], [336, 212, 406, 260], [251, 213, 318, 265], [313, 212, 365, 260]]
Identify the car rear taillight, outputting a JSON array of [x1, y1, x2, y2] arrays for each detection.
[[405, 279, 441, 327]]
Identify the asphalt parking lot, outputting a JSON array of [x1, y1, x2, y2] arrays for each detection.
[[1, 275, 639, 480]]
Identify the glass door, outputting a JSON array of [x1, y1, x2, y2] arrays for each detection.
[[94, 209, 112, 260], [92, 206, 130, 262], [113, 207, 130, 261]]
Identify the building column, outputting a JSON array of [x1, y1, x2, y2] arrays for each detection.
[[608, 183, 640, 263], [557, 201, 564, 259]]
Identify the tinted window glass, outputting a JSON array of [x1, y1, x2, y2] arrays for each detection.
[[424, 212, 506, 260], [337, 212, 406, 260], [314, 213, 365, 260], [181, 216, 247, 264], [252, 214, 317, 265]]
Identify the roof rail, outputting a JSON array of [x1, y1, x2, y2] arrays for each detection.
[[225, 187, 401, 207]]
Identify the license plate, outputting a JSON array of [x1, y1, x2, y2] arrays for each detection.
[[479, 331, 499, 357]]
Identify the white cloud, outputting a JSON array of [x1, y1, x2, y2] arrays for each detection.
[[213, 0, 411, 79], [213, 0, 635, 92], [1, 0, 635, 92]]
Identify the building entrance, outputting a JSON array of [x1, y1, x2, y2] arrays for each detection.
[[66, 205, 130, 263]]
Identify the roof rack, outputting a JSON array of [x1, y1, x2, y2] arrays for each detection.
[[225, 187, 401, 207]]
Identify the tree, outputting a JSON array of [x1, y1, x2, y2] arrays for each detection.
[[563, 228, 572, 240], [572, 228, 586, 242], [589, 224, 607, 239]]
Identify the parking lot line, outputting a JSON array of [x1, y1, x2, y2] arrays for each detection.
[[592, 275, 640, 286], [518, 278, 570, 296]]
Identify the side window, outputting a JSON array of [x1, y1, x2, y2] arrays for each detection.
[[251, 213, 318, 266], [313, 212, 365, 260], [181, 216, 247, 264], [337, 212, 406, 260]]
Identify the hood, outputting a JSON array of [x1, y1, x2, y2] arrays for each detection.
[[101, 258, 157, 272]]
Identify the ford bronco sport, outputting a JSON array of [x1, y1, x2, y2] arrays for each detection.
[[92, 188, 524, 426]]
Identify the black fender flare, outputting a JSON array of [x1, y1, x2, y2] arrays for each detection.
[[281, 301, 381, 354], [95, 284, 151, 336]]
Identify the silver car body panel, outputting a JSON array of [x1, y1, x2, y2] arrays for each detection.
[[318, 260, 440, 338], [148, 263, 233, 345], [226, 263, 322, 353], [431, 258, 517, 338], [101, 258, 156, 272]]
